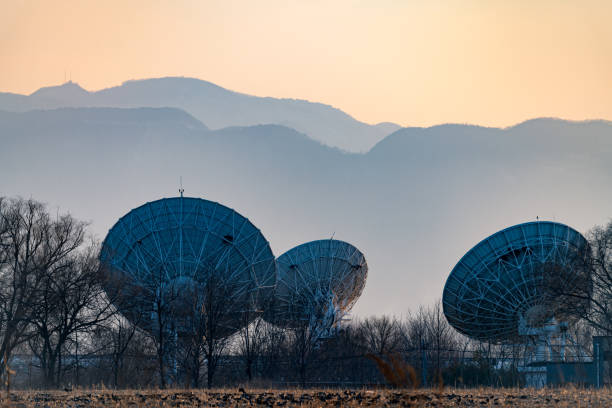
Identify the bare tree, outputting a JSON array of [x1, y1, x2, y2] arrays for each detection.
[[582, 222, 612, 334], [398, 301, 460, 385], [357, 315, 402, 355], [86, 260, 155, 388], [27, 240, 117, 387], [174, 279, 207, 388], [256, 322, 288, 381], [237, 314, 266, 383], [425, 301, 457, 381], [0, 198, 86, 388], [173, 261, 248, 388], [288, 323, 319, 385], [151, 271, 180, 389], [88, 318, 156, 388], [236, 288, 276, 383], [201, 269, 246, 388], [107, 255, 249, 389], [546, 221, 612, 335], [87, 312, 141, 388], [107, 318, 140, 388], [279, 294, 338, 386], [110, 264, 191, 388]]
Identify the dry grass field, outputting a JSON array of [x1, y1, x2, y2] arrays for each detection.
[[0, 387, 610, 407]]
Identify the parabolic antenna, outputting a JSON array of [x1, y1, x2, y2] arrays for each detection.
[[266, 239, 368, 331], [443, 221, 589, 343], [100, 196, 276, 336]]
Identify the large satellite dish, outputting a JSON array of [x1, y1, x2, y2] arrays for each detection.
[[443, 221, 589, 343], [265, 239, 368, 332], [100, 196, 276, 336]]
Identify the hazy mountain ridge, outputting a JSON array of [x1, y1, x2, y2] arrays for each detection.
[[0, 78, 401, 152], [370, 118, 612, 165], [1, 107, 610, 316], [0, 106, 207, 129]]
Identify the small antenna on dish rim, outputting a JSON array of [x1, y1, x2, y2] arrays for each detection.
[[179, 176, 184, 197]]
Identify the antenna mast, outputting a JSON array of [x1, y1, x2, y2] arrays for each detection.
[[179, 176, 184, 197]]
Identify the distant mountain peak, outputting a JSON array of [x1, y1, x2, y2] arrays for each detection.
[[29, 81, 89, 99], [112, 76, 238, 96], [506, 117, 612, 131]]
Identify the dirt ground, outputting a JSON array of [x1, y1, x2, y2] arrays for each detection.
[[0, 387, 610, 407]]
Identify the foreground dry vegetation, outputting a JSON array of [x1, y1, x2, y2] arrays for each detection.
[[0, 387, 610, 407]]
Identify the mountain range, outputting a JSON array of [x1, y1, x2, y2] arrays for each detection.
[[0, 78, 400, 152], [1, 103, 610, 317]]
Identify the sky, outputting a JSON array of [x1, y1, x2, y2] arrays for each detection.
[[1, 0, 611, 127]]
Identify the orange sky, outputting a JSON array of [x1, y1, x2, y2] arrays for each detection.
[[1, 0, 611, 126]]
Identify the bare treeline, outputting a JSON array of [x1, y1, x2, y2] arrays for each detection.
[[550, 222, 612, 336], [0, 197, 610, 389], [0, 197, 117, 388]]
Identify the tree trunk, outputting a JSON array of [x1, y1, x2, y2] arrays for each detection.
[[44, 356, 56, 388], [207, 362, 213, 388], [192, 352, 200, 388], [246, 358, 252, 382], [158, 351, 166, 389], [57, 351, 62, 388]]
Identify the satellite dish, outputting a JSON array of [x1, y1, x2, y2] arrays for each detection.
[[265, 239, 368, 333], [443, 221, 589, 343], [100, 196, 276, 337]]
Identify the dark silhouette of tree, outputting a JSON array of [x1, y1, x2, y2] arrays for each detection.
[[0, 198, 86, 388], [26, 239, 118, 387], [236, 313, 266, 383], [236, 287, 275, 383], [545, 221, 610, 335], [357, 315, 402, 355], [174, 260, 248, 388], [582, 222, 612, 335]]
